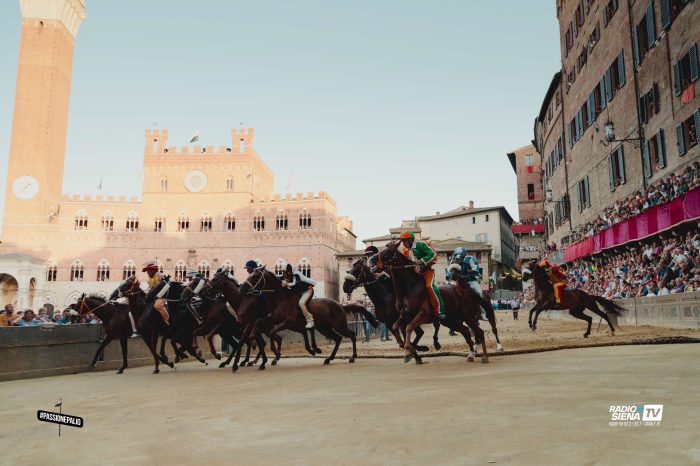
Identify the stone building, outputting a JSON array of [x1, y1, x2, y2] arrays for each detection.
[[0, 0, 356, 308], [507, 144, 546, 261], [535, 0, 700, 248]]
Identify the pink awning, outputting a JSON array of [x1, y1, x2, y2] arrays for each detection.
[[512, 224, 545, 234], [563, 187, 700, 262]]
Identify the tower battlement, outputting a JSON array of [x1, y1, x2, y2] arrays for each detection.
[[144, 128, 256, 156], [254, 191, 336, 207]]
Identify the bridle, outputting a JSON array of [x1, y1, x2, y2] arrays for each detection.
[[194, 275, 225, 301], [76, 295, 111, 316], [242, 268, 273, 295], [377, 244, 418, 271]]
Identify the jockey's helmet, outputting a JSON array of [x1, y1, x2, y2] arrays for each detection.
[[142, 261, 159, 272], [452, 247, 467, 259], [399, 231, 414, 240], [244, 260, 258, 269], [364, 246, 379, 257]]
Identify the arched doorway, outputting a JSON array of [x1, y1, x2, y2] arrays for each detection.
[[0, 273, 19, 308]]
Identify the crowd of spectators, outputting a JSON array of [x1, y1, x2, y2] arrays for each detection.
[[564, 163, 700, 244], [0, 304, 100, 327], [513, 217, 544, 225]]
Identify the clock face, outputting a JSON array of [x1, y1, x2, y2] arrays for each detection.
[[184, 170, 207, 193], [12, 175, 40, 200]]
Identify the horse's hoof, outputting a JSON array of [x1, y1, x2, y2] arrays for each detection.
[[323, 358, 331, 365], [204, 362, 209, 366], [174, 357, 181, 363], [403, 354, 413, 363], [497, 344, 504, 352], [258, 365, 266, 371], [415, 345, 429, 352], [116, 369, 123, 374], [232, 365, 239, 373], [434, 342, 442, 351], [89, 365, 96, 372], [481, 356, 489, 364], [197, 351, 203, 359], [610, 332, 615, 336], [349, 358, 355, 363], [314, 347, 322, 354], [415, 357, 423, 365], [153, 369, 159, 374], [167, 362, 175, 368], [583, 334, 589, 338], [214, 353, 222, 360], [271, 360, 278, 366], [247, 361, 255, 367], [218, 362, 227, 368], [467, 352, 475, 362]]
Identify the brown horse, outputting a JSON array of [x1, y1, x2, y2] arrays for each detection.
[[76, 294, 134, 374], [377, 241, 488, 363], [522, 259, 624, 338], [239, 267, 378, 365]]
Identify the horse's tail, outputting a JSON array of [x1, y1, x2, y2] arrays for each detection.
[[343, 304, 379, 328], [591, 295, 625, 316]]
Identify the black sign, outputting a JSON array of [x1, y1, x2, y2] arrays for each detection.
[[37, 410, 84, 428]]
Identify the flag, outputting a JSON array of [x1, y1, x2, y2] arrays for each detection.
[[681, 83, 694, 104], [189, 130, 200, 143], [55, 399, 62, 408], [490, 271, 497, 283]]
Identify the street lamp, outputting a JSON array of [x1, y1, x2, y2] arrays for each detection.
[[601, 121, 644, 147]]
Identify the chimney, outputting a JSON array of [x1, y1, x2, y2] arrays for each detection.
[[469, 200, 474, 209]]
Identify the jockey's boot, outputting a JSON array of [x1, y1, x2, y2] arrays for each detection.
[[128, 311, 140, 338]]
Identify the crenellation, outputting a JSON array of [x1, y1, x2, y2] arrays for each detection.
[[180, 146, 190, 154], [295, 193, 303, 200]]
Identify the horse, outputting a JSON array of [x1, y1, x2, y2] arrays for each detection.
[[182, 274, 282, 371], [75, 294, 134, 374], [376, 240, 488, 363], [342, 257, 440, 352], [239, 267, 378, 365], [521, 259, 624, 338], [123, 277, 207, 373]]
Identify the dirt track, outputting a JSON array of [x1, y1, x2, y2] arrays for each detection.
[[1, 337, 699, 465]]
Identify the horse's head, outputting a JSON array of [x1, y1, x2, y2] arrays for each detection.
[[521, 259, 544, 282], [109, 276, 136, 300], [343, 257, 372, 294], [239, 265, 269, 295], [182, 276, 207, 302], [377, 240, 412, 270]]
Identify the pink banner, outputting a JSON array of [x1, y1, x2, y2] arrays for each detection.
[[564, 187, 700, 262]]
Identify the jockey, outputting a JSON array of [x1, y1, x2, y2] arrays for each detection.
[[449, 246, 486, 319], [398, 231, 445, 319], [281, 263, 316, 329], [244, 260, 259, 275], [143, 261, 170, 326], [538, 257, 567, 303], [363, 246, 383, 274]]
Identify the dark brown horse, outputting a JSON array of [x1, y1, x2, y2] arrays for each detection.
[[239, 267, 378, 365], [377, 241, 489, 363], [76, 294, 134, 374], [522, 259, 624, 338]]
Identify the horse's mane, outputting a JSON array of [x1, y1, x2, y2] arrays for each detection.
[[86, 294, 108, 303]]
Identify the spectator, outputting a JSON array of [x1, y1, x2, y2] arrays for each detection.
[[0, 304, 16, 327], [36, 307, 51, 322], [17, 309, 40, 326], [55, 309, 73, 325]]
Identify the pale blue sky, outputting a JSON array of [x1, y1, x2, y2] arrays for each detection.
[[0, 0, 561, 241]]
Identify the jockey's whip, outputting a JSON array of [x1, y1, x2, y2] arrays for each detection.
[[596, 316, 603, 333]]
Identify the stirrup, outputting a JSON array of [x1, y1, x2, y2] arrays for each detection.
[[130, 332, 140, 338]]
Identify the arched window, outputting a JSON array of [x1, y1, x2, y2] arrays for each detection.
[[253, 214, 265, 231], [221, 260, 234, 275], [299, 210, 312, 229], [276, 213, 289, 231], [226, 176, 234, 191], [161, 177, 168, 192], [174, 260, 186, 282], [70, 260, 84, 282], [74, 209, 88, 230], [154, 211, 166, 232], [101, 210, 114, 231], [298, 259, 311, 278], [122, 260, 136, 280], [46, 262, 58, 282], [274, 259, 285, 277], [200, 213, 212, 232], [224, 212, 236, 232], [96, 260, 110, 281], [198, 261, 210, 279], [178, 213, 190, 232], [126, 211, 139, 231]]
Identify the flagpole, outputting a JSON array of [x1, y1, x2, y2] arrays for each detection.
[[58, 399, 62, 437]]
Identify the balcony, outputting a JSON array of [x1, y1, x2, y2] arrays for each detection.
[[512, 224, 545, 235]]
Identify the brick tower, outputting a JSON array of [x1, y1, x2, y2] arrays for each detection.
[[2, 0, 86, 234]]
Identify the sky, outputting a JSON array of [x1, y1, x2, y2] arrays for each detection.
[[0, 0, 561, 242]]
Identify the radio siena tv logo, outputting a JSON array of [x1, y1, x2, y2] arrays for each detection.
[[609, 404, 663, 427]]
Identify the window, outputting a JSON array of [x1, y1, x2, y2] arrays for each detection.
[[574, 1, 585, 31], [643, 129, 667, 177], [567, 67, 576, 92], [485, 214, 489, 222], [577, 177, 591, 212], [565, 24, 574, 56], [527, 184, 535, 201], [74, 210, 88, 230], [174, 261, 186, 282], [525, 154, 533, 166], [603, 0, 618, 26], [610, 51, 626, 92], [471, 217, 476, 224], [70, 262, 84, 282], [673, 44, 699, 98], [676, 109, 700, 156], [298, 260, 311, 278], [122, 261, 136, 280], [608, 145, 626, 190], [274, 260, 285, 277], [577, 47, 588, 73], [226, 177, 234, 191], [475, 233, 488, 242], [555, 194, 570, 225], [198, 262, 210, 279], [178, 217, 190, 232], [276, 214, 289, 231], [200, 216, 212, 232], [154, 216, 165, 232], [160, 177, 168, 192], [639, 83, 660, 123], [101, 212, 114, 231], [299, 210, 312, 229], [588, 22, 600, 53], [632, 2, 656, 68], [661, 0, 691, 31], [96, 262, 110, 281], [253, 215, 265, 231], [221, 260, 234, 275], [126, 212, 139, 231], [224, 213, 236, 231], [46, 264, 57, 282]]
